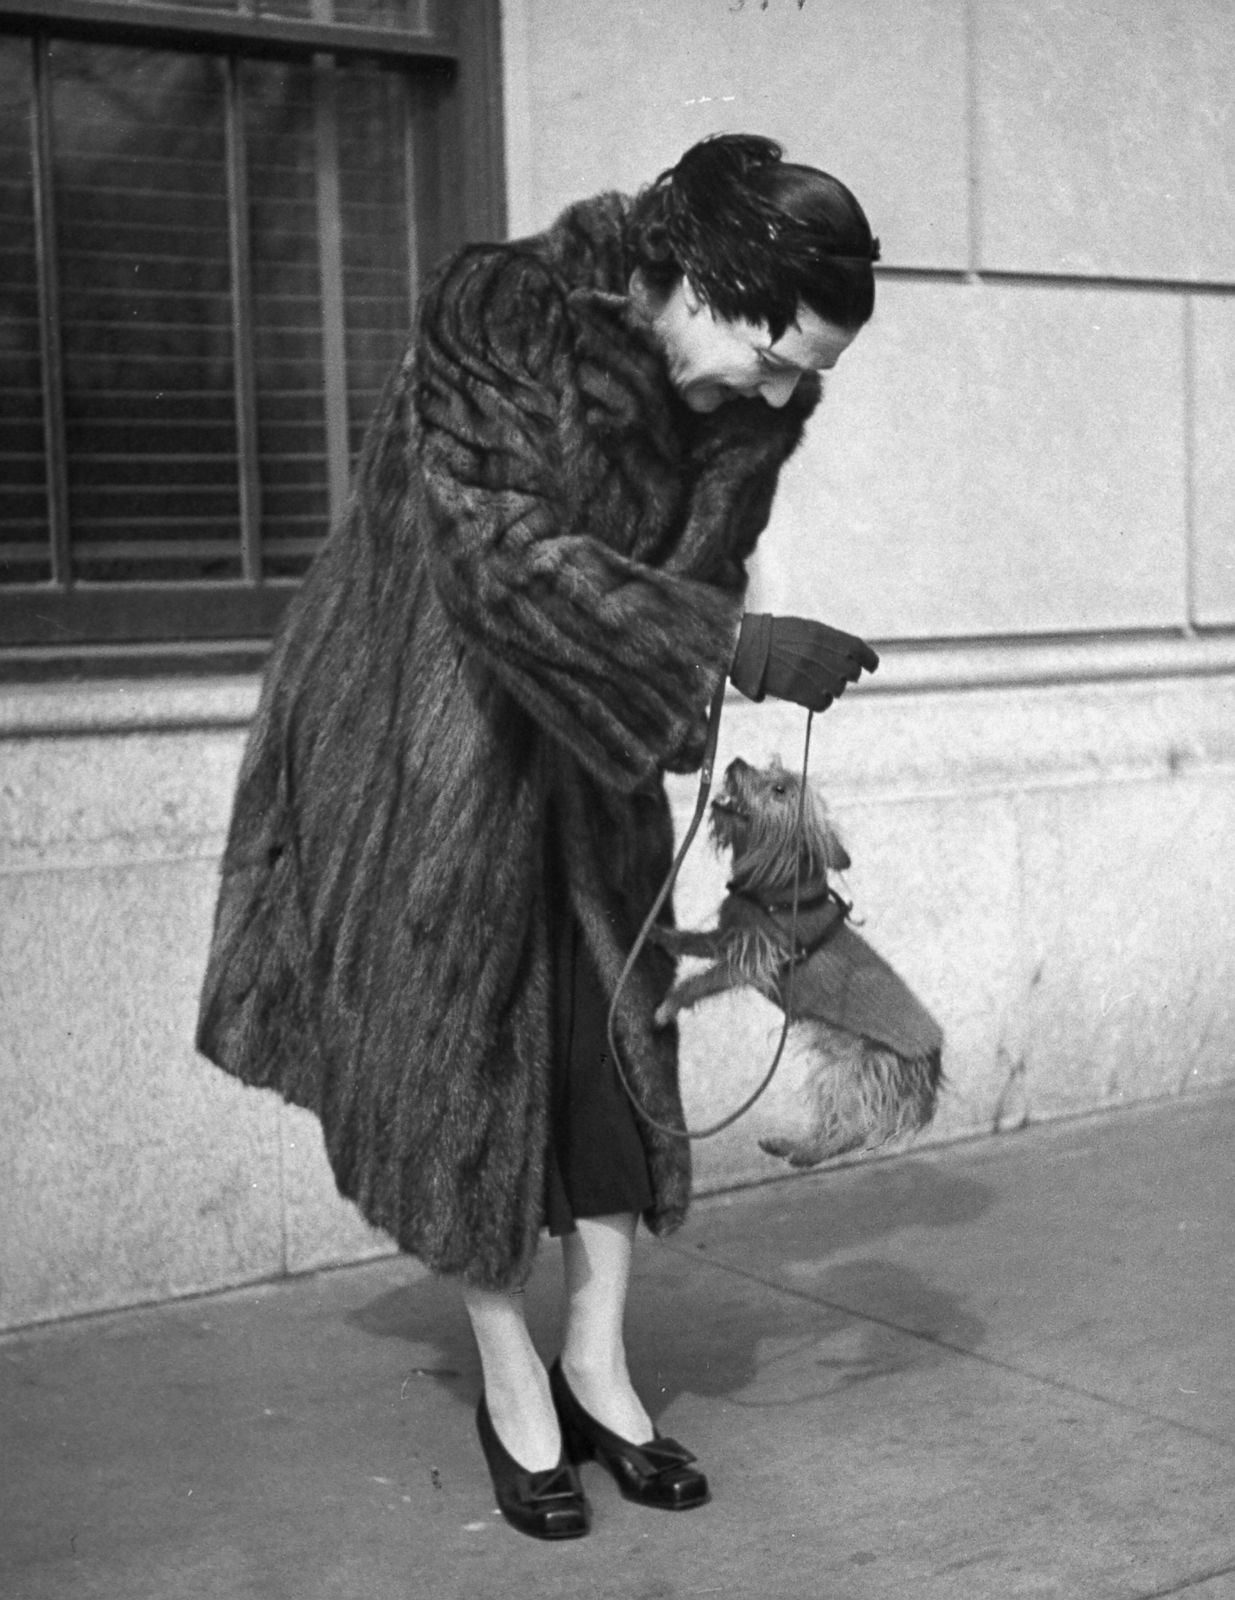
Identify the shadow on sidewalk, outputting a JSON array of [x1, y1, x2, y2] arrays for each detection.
[[342, 1154, 994, 1428]]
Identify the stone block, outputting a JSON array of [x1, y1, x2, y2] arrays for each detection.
[[974, 0, 1235, 281], [0, 859, 284, 1330], [1192, 296, 1235, 625], [506, 0, 969, 267], [1018, 775, 1235, 1117], [280, 1105, 397, 1275], [0, 726, 243, 872], [752, 276, 1188, 638]]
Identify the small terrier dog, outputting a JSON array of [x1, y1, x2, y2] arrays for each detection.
[[653, 757, 943, 1166]]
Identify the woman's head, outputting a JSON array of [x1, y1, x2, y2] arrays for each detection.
[[628, 133, 880, 341], [627, 133, 879, 413]]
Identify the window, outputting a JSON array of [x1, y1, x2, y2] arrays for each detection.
[[0, 0, 504, 672]]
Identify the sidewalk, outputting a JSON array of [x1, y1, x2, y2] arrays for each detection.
[[3, 1089, 1233, 1600]]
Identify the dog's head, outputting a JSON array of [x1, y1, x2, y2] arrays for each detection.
[[710, 756, 850, 893]]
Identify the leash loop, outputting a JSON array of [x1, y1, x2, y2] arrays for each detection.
[[606, 694, 816, 1141]]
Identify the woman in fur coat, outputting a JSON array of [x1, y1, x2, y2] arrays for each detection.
[[198, 133, 879, 1538]]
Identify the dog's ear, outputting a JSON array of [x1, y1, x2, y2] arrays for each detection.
[[801, 783, 851, 875], [808, 788, 851, 871], [822, 824, 851, 873]]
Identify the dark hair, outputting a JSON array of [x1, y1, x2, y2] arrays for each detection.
[[628, 133, 880, 338]]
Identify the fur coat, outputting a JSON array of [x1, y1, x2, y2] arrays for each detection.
[[197, 193, 820, 1288]]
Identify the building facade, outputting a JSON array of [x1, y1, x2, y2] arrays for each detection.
[[2, 0, 1233, 1329]]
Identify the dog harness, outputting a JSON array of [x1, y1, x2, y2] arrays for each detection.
[[727, 882, 852, 965]]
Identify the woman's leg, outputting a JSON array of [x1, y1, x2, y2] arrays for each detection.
[[559, 1212, 654, 1444], [461, 1284, 561, 1471]]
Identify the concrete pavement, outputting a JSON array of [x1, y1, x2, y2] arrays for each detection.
[[3, 1088, 1233, 1600]]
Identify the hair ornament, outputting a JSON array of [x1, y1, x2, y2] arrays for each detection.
[[631, 132, 879, 334]]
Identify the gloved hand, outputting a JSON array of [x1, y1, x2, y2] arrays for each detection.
[[730, 613, 879, 712]]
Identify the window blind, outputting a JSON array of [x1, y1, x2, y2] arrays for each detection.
[[0, 0, 493, 661], [0, 40, 49, 585]]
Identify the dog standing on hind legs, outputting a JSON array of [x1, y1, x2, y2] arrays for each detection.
[[652, 756, 944, 1166]]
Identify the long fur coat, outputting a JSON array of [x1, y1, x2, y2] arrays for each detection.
[[197, 194, 819, 1288]]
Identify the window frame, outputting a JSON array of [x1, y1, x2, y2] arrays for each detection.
[[0, 0, 506, 676]]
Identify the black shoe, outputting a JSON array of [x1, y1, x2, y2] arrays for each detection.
[[475, 1394, 591, 1540], [549, 1360, 710, 1511]]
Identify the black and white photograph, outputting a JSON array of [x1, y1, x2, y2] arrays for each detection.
[[2, 2, 1233, 1596]]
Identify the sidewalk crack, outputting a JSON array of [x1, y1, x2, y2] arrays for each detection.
[[1130, 1557, 1235, 1599]]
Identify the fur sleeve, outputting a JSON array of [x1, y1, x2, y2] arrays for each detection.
[[413, 246, 743, 792]]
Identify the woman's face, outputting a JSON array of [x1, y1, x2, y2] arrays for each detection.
[[635, 273, 860, 413]]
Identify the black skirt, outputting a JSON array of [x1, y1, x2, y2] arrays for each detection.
[[542, 896, 655, 1237]]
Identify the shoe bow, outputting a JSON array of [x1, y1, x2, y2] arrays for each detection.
[[621, 1436, 698, 1486], [524, 1462, 585, 1503]]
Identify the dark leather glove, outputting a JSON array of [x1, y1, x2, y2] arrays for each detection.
[[730, 613, 879, 712]]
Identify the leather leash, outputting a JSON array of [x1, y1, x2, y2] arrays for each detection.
[[606, 682, 816, 1140]]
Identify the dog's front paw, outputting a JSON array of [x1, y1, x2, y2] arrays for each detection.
[[654, 1001, 676, 1029]]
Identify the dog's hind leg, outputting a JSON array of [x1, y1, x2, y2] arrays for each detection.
[[760, 1036, 942, 1167], [758, 1033, 872, 1166]]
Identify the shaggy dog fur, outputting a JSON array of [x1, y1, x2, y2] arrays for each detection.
[[653, 757, 943, 1165]]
